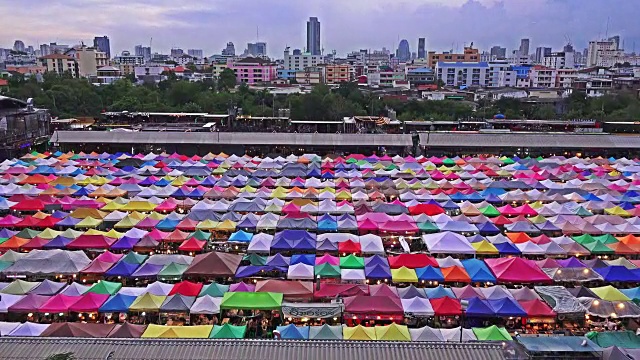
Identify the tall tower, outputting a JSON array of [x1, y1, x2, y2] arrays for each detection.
[[418, 38, 426, 59], [396, 39, 410, 62], [519, 38, 530, 56], [93, 36, 111, 58], [306, 17, 321, 55]]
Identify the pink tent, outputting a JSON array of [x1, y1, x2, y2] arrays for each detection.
[[39, 294, 81, 313], [485, 257, 553, 284], [315, 254, 340, 266], [68, 293, 109, 313]]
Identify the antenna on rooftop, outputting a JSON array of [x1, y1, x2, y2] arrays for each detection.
[[605, 16, 610, 39]]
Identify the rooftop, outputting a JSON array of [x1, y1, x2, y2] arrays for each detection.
[[436, 62, 489, 68], [419, 132, 640, 149], [39, 54, 74, 60]]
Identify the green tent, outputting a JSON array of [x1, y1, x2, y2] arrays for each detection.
[[198, 283, 230, 297], [346, 158, 358, 164], [472, 325, 513, 341], [340, 255, 365, 269], [87, 280, 122, 295], [243, 254, 267, 266], [582, 241, 615, 254], [209, 324, 246, 339], [593, 234, 618, 244], [417, 222, 439, 233], [572, 206, 593, 216], [189, 230, 211, 241], [158, 262, 188, 279], [0, 238, 8, 245], [220, 292, 283, 310], [586, 331, 640, 349], [0, 261, 12, 272], [122, 252, 148, 264], [572, 234, 595, 244], [314, 263, 341, 278], [442, 158, 456, 166], [1, 279, 40, 295], [478, 205, 500, 217], [16, 228, 41, 239]]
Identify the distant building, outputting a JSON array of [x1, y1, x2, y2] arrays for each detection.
[[534, 47, 552, 63], [519, 38, 530, 56], [417, 38, 426, 59], [170, 48, 184, 57], [13, 40, 25, 53], [228, 57, 278, 84], [187, 49, 204, 59], [543, 51, 575, 69], [93, 36, 111, 58], [435, 61, 490, 88], [306, 17, 321, 55], [222, 42, 236, 57], [295, 67, 323, 85], [587, 38, 621, 66], [321, 64, 350, 84], [65, 46, 109, 77], [428, 46, 479, 68], [39, 44, 50, 57], [39, 54, 79, 77], [134, 45, 152, 62], [113, 51, 144, 75], [49, 43, 70, 54], [210, 63, 228, 78], [529, 65, 557, 88], [396, 39, 411, 62], [490, 46, 506, 60], [284, 47, 324, 71], [406, 67, 436, 88], [246, 42, 267, 57]]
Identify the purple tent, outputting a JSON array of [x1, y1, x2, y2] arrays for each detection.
[[110, 236, 140, 250], [557, 257, 586, 268], [365, 263, 392, 279], [130, 263, 163, 278], [8, 293, 50, 312], [266, 254, 291, 267], [229, 282, 255, 292], [235, 265, 287, 278], [271, 230, 316, 251]]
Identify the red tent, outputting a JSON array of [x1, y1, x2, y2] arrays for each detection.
[[178, 238, 206, 252], [408, 204, 446, 216], [14, 216, 41, 228], [22, 236, 51, 250], [176, 218, 199, 231], [343, 295, 404, 317], [338, 240, 361, 254], [379, 221, 419, 234], [35, 216, 61, 228], [255, 280, 313, 300], [388, 254, 438, 269], [164, 229, 189, 243], [11, 198, 46, 211], [429, 297, 462, 316], [518, 299, 556, 317], [66, 235, 116, 249], [81, 259, 117, 274], [314, 284, 369, 299], [169, 281, 203, 297], [485, 257, 553, 284]]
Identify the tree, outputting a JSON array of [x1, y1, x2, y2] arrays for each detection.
[[217, 68, 237, 91]]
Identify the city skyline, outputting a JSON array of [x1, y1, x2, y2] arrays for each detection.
[[1, 0, 639, 58]]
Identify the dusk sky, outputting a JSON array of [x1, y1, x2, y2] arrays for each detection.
[[1, 0, 638, 57]]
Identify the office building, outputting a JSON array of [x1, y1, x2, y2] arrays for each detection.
[[428, 46, 479, 68], [490, 46, 507, 60], [39, 54, 79, 77], [228, 57, 278, 84], [587, 38, 623, 66], [170, 48, 184, 57], [543, 51, 574, 69], [535, 47, 552, 63], [246, 42, 267, 57], [284, 47, 324, 71], [13, 40, 25, 53], [396, 39, 411, 62], [435, 61, 490, 87], [519, 38, 530, 56], [93, 36, 111, 58], [306, 17, 321, 55], [49, 43, 70, 54], [187, 49, 204, 59], [222, 42, 236, 57], [134, 45, 152, 61], [417, 38, 426, 59], [39, 44, 51, 57]]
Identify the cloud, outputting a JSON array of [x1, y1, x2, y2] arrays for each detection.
[[1, 0, 638, 58]]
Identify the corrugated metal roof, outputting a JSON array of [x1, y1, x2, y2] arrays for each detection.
[[419, 132, 640, 149], [0, 338, 507, 360], [50, 131, 413, 147]]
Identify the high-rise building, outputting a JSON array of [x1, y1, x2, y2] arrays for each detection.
[[222, 42, 236, 56], [49, 42, 70, 54], [93, 36, 111, 58], [417, 38, 426, 59], [490, 46, 507, 59], [134, 45, 152, 61], [587, 38, 622, 66], [170, 48, 184, 57], [13, 40, 25, 53], [306, 17, 321, 55], [563, 43, 574, 53], [247, 42, 267, 57], [608, 36, 621, 50], [39, 44, 51, 57], [187, 49, 204, 58], [535, 47, 552, 63], [396, 39, 410, 62], [519, 38, 530, 56]]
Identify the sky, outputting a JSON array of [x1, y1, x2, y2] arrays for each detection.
[[1, 0, 639, 58]]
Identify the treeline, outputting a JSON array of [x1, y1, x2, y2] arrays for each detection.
[[4, 71, 640, 121]]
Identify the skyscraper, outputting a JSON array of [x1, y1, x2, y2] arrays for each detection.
[[222, 42, 236, 56], [519, 38, 530, 56], [535, 47, 551, 63], [608, 36, 621, 50], [247, 42, 267, 56], [13, 40, 25, 52], [93, 36, 111, 58], [417, 38, 426, 59], [187, 49, 204, 58], [490, 46, 507, 59], [170, 48, 184, 57], [306, 17, 321, 55], [134, 45, 152, 61], [396, 39, 410, 62]]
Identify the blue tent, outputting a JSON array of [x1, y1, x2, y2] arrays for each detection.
[[595, 266, 640, 283], [365, 255, 389, 268], [365, 264, 392, 279], [156, 218, 180, 231], [461, 258, 497, 283], [105, 261, 140, 277], [620, 287, 640, 300], [43, 235, 72, 249], [415, 266, 445, 282], [271, 230, 316, 251], [276, 324, 310, 340], [290, 254, 316, 266], [99, 293, 137, 313], [465, 297, 495, 317], [229, 230, 253, 243], [266, 254, 291, 267], [494, 242, 521, 255], [488, 298, 527, 317], [235, 265, 287, 278], [425, 285, 456, 299], [317, 220, 338, 232], [110, 236, 140, 250], [476, 222, 501, 235]]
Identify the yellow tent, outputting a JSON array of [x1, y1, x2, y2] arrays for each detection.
[[114, 216, 141, 229], [147, 212, 167, 220], [38, 228, 62, 239], [216, 220, 237, 232], [343, 325, 376, 340], [74, 217, 103, 228], [129, 293, 167, 312], [101, 201, 126, 211], [196, 219, 219, 231], [391, 267, 418, 283], [472, 240, 499, 254], [374, 323, 411, 341], [605, 206, 631, 217], [590, 285, 630, 301], [70, 208, 108, 219]]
